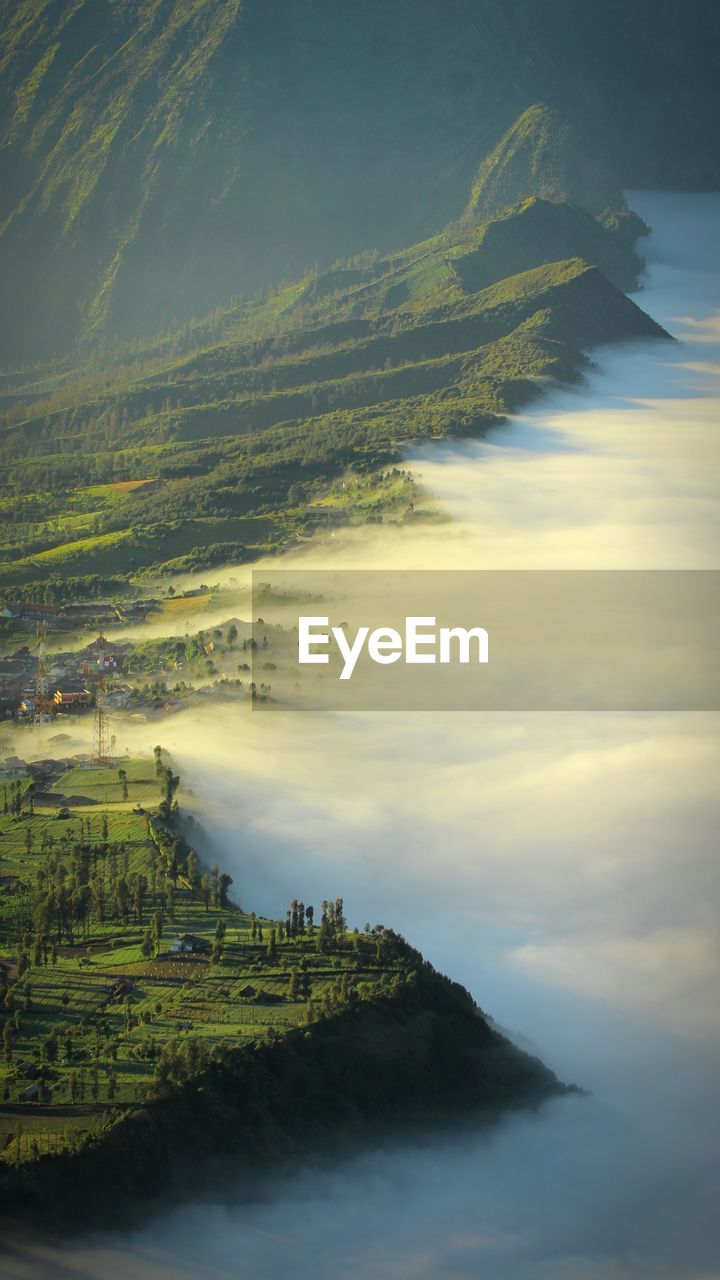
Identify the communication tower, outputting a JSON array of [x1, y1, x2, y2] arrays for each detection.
[[92, 675, 112, 765], [33, 622, 52, 726]]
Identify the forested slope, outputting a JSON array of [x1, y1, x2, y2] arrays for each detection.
[[0, 0, 717, 358]]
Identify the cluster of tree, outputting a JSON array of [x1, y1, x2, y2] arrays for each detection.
[[315, 898, 346, 953], [2, 781, 26, 817], [14, 574, 132, 604], [284, 899, 314, 939], [68, 1064, 117, 1104], [286, 966, 311, 1000], [299, 971, 356, 1024], [154, 1037, 210, 1090], [141, 909, 165, 959], [29, 838, 150, 944]]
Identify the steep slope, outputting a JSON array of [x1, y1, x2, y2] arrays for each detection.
[[0, 0, 717, 359], [0, 241, 669, 589], [0, 753, 570, 1233], [467, 104, 624, 221], [454, 196, 645, 293], [0, 956, 569, 1233]]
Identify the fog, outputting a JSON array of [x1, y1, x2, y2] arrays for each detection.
[[5, 193, 720, 1278]]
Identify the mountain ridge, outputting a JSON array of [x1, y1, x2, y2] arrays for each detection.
[[0, 0, 717, 359]]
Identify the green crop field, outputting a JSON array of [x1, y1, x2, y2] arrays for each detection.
[[0, 752, 404, 1166]]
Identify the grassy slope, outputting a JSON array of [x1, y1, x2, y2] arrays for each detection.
[[0, 758, 410, 1159], [0, 210, 668, 591], [0, 754, 565, 1227]]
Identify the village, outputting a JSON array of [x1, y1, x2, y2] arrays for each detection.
[[0, 588, 259, 735]]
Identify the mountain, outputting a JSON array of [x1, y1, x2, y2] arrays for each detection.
[[456, 193, 645, 293], [467, 104, 625, 222], [0, 0, 718, 360], [0, 753, 570, 1233], [0, 142, 669, 592]]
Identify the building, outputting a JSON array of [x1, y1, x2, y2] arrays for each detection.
[[106, 978, 135, 1003], [105, 684, 132, 708], [0, 656, 30, 681], [0, 756, 27, 778], [54, 688, 90, 708], [59, 602, 119, 626], [120, 599, 159, 621], [48, 663, 73, 682], [171, 934, 211, 955], [4, 603, 60, 623]]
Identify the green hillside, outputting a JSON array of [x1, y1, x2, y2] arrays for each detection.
[[0, 0, 717, 358], [0, 150, 669, 591], [467, 104, 626, 222], [0, 752, 566, 1229]]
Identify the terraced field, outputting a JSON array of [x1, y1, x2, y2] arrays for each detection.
[[0, 755, 406, 1164]]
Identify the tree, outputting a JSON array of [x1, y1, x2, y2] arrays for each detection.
[[200, 874, 211, 911], [2, 1021, 12, 1061], [90, 878, 104, 924], [151, 910, 163, 952], [43, 1031, 59, 1064], [375, 929, 391, 966], [187, 849, 199, 891], [287, 968, 300, 999], [316, 919, 332, 954], [226, 623, 238, 648], [266, 929, 277, 962], [218, 873, 233, 908], [132, 873, 148, 923]]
